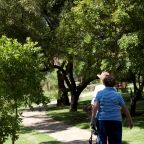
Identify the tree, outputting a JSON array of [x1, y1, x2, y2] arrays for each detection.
[[1, 0, 144, 113], [52, 0, 121, 111], [0, 35, 48, 143], [0, 0, 73, 107], [0, 0, 75, 108], [115, 0, 144, 115]]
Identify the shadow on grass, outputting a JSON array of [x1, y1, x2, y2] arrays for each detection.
[[47, 100, 144, 130], [123, 111, 144, 129], [122, 141, 129, 144], [131, 114, 144, 128], [20, 127, 33, 134], [46, 100, 91, 129]]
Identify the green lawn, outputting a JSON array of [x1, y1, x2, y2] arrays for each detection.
[[123, 127, 144, 144], [5, 127, 63, 144]]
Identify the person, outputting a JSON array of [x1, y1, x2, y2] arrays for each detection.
[[90, 71, 110, 143], [85, 72, 109, 121], [91, 74, 133, 144]]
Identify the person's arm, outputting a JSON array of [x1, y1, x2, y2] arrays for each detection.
[[117, 93, 133, 129], [91, 86, 98, 111], [90, 101, 99, 125], [92, 101, 99, 117], [122, 105, 133, 129]]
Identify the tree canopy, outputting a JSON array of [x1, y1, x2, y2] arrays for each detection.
[[0, 0, 144, 112]]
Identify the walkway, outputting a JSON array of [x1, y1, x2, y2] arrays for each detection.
[[22, 92, 97, 144]]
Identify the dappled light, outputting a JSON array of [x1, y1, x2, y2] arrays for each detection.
[[1, 0, 144, 143]]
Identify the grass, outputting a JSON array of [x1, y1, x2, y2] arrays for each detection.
[[46, 94, 144, 144], [4, 127, 63, 144], [123, 127, 144, 144]]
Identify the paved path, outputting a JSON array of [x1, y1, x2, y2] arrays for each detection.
[[22, 111, 96, 144], [22, 92, 97, 144]]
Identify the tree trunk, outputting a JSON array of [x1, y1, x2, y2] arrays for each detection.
[[57, 70, 70, 106], [130, 73, 140, 116], [70, 92, 79, 112], [130, 88, 142, 116], [54, 61, 94, 111], [130, 92, 137, 116], [12, 138, 15, 144], [69, 82, 92, 111]]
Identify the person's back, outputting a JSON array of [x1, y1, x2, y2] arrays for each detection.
[[96, 87, 124, 121]]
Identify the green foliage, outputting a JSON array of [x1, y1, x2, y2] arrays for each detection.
[[56, 0, 115, 80], [56, 0, 136, 78], [0, 0, 50, 43], [115, 1, 144, 83], [0, 35, 47, 105], [0, 35, 49, 143], [0, 105, 21, 143], [1, 0, 144, 110]]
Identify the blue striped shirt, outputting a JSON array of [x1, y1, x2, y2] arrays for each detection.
[[94, 87, 125, 121]]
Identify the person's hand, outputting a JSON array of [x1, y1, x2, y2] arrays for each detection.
[[90, 116, 96, 127], [128, 120, 133, 129], [121, 105, 133, 129], [90, 117, 98, 135], [90, 116, 96, 130]]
